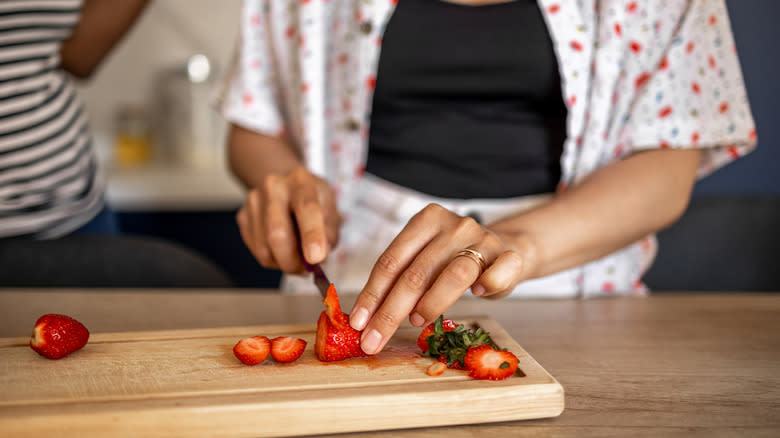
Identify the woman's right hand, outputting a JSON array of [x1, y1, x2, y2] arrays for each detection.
[[236, 166, 341, 273]]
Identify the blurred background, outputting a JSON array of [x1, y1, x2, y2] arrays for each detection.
[[74, 0, 778, 290]]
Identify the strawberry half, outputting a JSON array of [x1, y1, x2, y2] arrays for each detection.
[[30, 314, 89, 360], [270, 336, 307, 363], [233, 336, 271, 365], [417, 318, 457, 353], [463, 344, 519, 381], [315, 283, 367, 362]]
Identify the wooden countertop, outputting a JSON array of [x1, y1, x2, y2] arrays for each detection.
[[1, 290, 778, 437]]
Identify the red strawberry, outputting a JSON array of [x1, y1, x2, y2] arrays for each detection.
[[438, 354, 467, 370], [417, 318, 457, 353], [30, 314, 89, 360], [270, 336, 307, 363], [463, 345, 519, 381], [426, 361, 447, 377], [315, 284, 367, 362], [233, 336, 270, 365]]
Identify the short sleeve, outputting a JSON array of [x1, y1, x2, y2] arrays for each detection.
[[216, 0, 285, 137], [625, 0, 757, 178]]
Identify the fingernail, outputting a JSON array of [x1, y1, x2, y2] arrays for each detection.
[[410, 312, 425, 327], [350, 307, 369, 331], [308, 242, 323, 262], [361, 329, 382, 355], [471, 284, 486, 296]]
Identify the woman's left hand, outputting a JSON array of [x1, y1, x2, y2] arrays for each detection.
[[348, 203, 530, 355]]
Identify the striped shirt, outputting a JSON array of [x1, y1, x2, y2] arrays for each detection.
[[0, 0, 103, 239]]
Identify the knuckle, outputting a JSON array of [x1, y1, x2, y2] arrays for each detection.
[[417, 203, 445, 221], [289, 166, 309, 183], [375, 251, 403, 276], [262, 174, 281, 197], [455, 216, 480, 235], [266, 227, 289, 246], [400, 266, 427, 290], [448, 260, 476, 285], [374, 309, 401, 328], [360, 286, 383, 305], [296, 197, 322, 218]]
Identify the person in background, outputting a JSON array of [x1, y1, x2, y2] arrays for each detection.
[[220, 0, 756, 355], [0, 0, 150, 239]]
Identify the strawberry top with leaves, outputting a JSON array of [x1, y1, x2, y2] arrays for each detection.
[[417, 318, 457, 353], [419, 316, 495, 369]]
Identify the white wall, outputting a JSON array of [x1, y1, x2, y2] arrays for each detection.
[[77, 0, 242, 163]]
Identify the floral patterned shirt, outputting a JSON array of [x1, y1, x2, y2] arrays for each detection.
[[219, 0, 756, 296]]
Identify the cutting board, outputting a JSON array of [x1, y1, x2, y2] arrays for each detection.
[[0, 316, 563, 437]]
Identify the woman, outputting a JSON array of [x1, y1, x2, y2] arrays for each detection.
[[0, 0, 149, 238], [220, 0, 756, 355]]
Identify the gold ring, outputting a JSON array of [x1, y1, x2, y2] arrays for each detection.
[[454, 248, 487, 272]]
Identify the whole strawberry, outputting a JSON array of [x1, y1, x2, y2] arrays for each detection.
[[315, 283, 367, 362], [30, 314, 89, 360]]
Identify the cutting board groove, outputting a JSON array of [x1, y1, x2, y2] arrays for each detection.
[[0, 316, 563, 437]]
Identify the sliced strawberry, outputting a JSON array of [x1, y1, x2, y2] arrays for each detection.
[[30, 314, 89, 360], [270, 336, 307, 363], [426, 361, 447, 377], [315, 284, 367, 362], [463, 344, 519, 381], [416, 318, 457, 353], [233, 336, 270, 365], [322, 283, 349, 328]]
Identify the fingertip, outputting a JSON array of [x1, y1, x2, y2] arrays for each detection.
[[471, 283, 486, 297], [409, 312, 425, 327], [350, 306, 369, 331], [306, 241, 325, 264], [360, 328, 382, 355]]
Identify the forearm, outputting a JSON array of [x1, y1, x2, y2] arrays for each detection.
[[60, 0, 150, 78], [227, 124, 303, 189], [489, 148, 702, 279]]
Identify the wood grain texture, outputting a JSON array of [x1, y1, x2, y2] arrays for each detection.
[[1, 290, 779, 437], [0, 315, 563, 437]]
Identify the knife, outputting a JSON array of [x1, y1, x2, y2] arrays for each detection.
[[293, 217, 331, 298], [302, 258, 330, 299]]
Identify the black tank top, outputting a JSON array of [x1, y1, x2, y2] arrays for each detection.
[[366, 0, 567, 199]]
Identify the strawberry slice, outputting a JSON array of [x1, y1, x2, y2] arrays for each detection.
[[233, 336, 271, 365], [417, 318, 457, 353], [30, 314, 89, 360], [426, 361, 447, 377], [315, 283, 367, 362], [270, 336, 307, 363], [463, 344, 519, 381]]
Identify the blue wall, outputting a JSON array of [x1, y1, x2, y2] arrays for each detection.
[[695, 0, 780, 195]]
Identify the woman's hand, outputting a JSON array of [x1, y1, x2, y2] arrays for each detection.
[[236, 166, 341, 273], [348, 203, 532, 355]]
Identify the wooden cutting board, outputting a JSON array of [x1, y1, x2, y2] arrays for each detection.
[[0, 316, 563, 437]]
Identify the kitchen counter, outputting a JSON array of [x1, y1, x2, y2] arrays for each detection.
[[105, 164, 245, 212], [1, 291, 778, 437]]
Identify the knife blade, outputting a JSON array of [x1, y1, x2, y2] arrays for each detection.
[[302, 258, 330, 299]]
